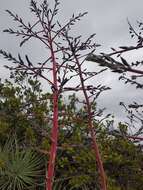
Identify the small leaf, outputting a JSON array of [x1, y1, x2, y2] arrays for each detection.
[[119, 46, 128, 50], [18, 54, 24, 65], [111, 47, 116, 51], [20, 37, 31, 47], [120, 57, 130, 67], [3, 29, 9, 33], [25, 55, 33, 67]]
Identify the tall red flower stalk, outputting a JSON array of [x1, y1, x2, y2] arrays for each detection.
[[73, 55, 107, 190], [46, 37, 59, 189]]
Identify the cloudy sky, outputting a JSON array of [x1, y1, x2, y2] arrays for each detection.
[[0, 0, 143, 123]]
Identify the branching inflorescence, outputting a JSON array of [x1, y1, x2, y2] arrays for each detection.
[[0, 0, 109, 189], [87, 19, 143, 143]]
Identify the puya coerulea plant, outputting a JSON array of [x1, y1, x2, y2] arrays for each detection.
[[0, 0, 110, 189]]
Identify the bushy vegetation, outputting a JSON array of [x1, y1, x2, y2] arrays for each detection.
[[0, 74, 143, 190]]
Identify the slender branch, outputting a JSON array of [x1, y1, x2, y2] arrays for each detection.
[[25, 66, 54, 86], [74, 53, 107, 190], [87, 54, 143, 75], [107, 44, 143, 56], [127, 135, 143, 141]]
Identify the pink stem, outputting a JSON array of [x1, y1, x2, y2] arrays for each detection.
[[46, 37, 59, 190], [74, 55, 107, 190], [127, 135, 143, 141]]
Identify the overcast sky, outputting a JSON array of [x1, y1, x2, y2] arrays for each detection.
[[0, 0, 143, 123]]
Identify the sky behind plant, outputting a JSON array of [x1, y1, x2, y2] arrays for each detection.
[[0, 0, 143, 123]]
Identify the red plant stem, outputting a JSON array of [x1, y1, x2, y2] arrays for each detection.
[[74, 55, 107, 190], [127, 135, 143, 141], [46, 37, 59, 190], [88, 54, 143, 76], [113, 134, 143, 141], [107, 44, 143, 57]]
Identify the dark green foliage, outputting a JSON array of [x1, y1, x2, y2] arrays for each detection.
[[0, 74, 51, 146], [0, 138, 44, 190], [0, 74, 143, 189]]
